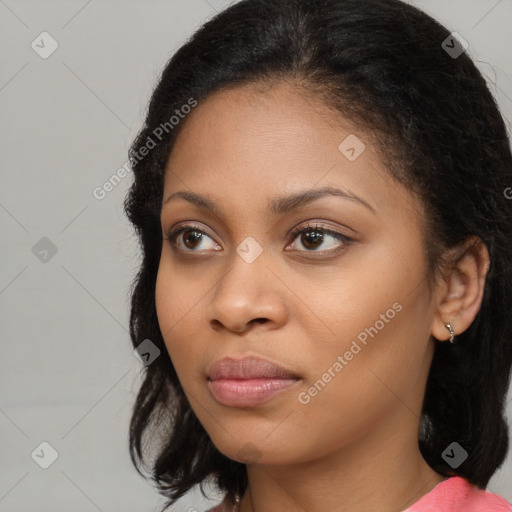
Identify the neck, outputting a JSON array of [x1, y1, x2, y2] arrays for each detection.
[[238, 410, 446, 512]]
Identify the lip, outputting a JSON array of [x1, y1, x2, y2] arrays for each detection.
[[207, 355, 300, 380], [206, 356, 301, 407]]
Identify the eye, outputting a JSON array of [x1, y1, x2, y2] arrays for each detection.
[[165, 223, 221, 253], [287, 223, 354, 255], [164, 222, 355, 255]]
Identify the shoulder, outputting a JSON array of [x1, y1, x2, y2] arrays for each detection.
[[406, 476, 512, 511]]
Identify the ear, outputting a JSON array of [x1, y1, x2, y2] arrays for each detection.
[[431, 236, 490, 342]]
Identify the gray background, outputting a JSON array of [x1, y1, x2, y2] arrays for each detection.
[[0, 1, 511, 511]]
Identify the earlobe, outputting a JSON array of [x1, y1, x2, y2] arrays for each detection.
[[431, 236, 490, 343]]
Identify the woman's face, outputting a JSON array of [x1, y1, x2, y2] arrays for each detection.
[[156, 81, 438, 465]]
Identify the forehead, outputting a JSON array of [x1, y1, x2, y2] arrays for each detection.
[[162, 81, 422, 227], [168, 81, 355, 167]]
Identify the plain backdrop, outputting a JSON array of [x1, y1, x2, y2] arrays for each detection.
[[1, 1, 511, 511]]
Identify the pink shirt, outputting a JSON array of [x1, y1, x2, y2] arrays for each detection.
[[405, 476, 512, 511], [205, 476, 512, 511]]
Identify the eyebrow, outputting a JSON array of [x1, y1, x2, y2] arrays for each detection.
[[162, 185, 376, 216]]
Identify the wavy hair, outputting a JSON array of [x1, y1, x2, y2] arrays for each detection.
[[123, 0, 512, 509]]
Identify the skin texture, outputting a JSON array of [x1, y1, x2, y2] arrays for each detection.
[[155, 81, 490, 512]]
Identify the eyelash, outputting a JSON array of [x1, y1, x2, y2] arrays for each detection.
[[164, 222, 354, 256]]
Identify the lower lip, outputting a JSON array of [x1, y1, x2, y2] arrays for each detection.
[[207, 377, 300, 407]]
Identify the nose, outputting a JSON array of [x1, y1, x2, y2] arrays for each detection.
[[204, 250, 288, 335], [224, 317, 270, 334]]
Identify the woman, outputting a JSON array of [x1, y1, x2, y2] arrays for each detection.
[[123, 0, 512, 510]]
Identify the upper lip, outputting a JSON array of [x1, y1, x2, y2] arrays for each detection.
[[207, 356, 300, 380]]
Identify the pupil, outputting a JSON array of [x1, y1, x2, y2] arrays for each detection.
[[184, 230, 202, 249], [302, 230, 323, 249]]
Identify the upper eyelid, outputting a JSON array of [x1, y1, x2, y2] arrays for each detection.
[[166, 221, 345, 238]]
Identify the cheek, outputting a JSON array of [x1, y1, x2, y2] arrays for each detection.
[[155, 266, 178, 339], [155, 263, 204, 371], [299, 238, 423, 352], [155, 257, 209, 331], [294, 238, 430, 401]]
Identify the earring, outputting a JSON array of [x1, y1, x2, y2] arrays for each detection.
[[444, 322, 455, 344]]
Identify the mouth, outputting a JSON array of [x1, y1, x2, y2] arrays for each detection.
[[206, 355, 301, 407]]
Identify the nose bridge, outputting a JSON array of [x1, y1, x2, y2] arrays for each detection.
[[213, 238, 269, 310], [204, 237, 287, 331]]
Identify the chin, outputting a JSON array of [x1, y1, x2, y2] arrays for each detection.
[[213, 437, 303, 466]]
